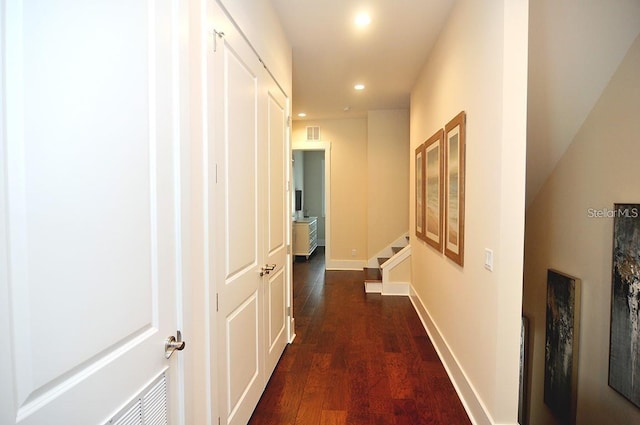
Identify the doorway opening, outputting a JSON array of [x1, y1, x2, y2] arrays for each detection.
[[292, 141, 331, 269]]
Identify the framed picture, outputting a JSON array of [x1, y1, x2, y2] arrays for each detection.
[[415, 143, 426, 241], [444, 111, 466, 266], [423, 129, 444, 251], [608, 203, 640, 408], [544, 269, 581, 425]]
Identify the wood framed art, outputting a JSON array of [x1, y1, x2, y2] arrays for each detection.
[[608, 203, 640, 408], [424, 129, 444, 251], [415, 143, 426, 241], [544, 269, 581, 425], [444, 111, 466, 266]]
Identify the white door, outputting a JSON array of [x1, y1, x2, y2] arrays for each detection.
[[211, 10, 290, 425], [212, 18, 266, 425], [0, 2, 185, 424], [264, 81, 289, 376]]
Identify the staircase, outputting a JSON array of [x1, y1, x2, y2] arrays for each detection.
[[364, 236, 411, 295], [363, 246, 403, 282]]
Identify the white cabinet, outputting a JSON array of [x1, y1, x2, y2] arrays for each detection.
[[293, 217, 318, 259]]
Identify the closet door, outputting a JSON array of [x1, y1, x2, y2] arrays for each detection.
[[264, 80, 290, 377], [210, 8, 290, 425], [211, 15, 267, 425], [0, 1, 186, 424]]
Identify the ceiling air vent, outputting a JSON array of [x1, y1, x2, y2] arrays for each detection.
[[306, 126, 320, 141]]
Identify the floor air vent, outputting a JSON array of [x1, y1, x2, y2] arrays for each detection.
[[108, 373, 168, 425]]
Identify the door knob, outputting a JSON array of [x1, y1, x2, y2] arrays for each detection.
[[260, 264, 276, 276], [165, 330, 186, 359]]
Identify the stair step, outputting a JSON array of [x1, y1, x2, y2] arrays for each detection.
[[391, 246, 403, 254], [363, 267, 382, 282], [377, 257, 389, 267]]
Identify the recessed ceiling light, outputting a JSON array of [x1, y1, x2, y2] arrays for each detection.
[[355, 12, 371, 27], [297, 112, 307, 117], [354, 84, 365, 91]]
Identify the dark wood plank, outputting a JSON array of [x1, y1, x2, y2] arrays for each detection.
[[319, 410, 348, 425], [249, 247, 471, 425], [363, 267, 382, 282]]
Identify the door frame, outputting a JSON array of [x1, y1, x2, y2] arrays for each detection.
[[292, 141, 331, 270]]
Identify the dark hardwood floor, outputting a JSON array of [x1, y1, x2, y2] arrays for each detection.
[[249, 247, 471, 425]]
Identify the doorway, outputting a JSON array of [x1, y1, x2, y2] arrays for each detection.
[[292, 141, 331, 269]]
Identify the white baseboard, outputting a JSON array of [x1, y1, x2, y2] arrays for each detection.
[[288, 317, 296, 343], [408, 286, 495, 425], [364, 281, 382, 294], [326, 259, 366, 271], [382, 282, 410, 296]]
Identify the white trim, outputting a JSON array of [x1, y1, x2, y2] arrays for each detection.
[[381, 282, 409, 296], [380, 244, 411, 270], [380, 245, 411, 295], [325, 259, 366, 271], [408, 286, 496, 425], [288, 324, 296, 344], [367, 232, 409, 268], [364, 282, 383, 294]]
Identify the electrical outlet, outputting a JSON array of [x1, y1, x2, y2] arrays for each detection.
[[351, 249, 357, 257]]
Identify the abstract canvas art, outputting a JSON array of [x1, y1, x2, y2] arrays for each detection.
[[544, 269, 581, 425], [609, 203, 640, 408]]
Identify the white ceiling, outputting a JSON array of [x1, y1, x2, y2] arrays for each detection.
[[271, 0, 640, 204], [271, 0, 456, 120]]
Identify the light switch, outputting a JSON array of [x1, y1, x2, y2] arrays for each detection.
[[484, 249, 494, 272]]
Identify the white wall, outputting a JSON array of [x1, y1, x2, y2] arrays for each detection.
[[217, 0, 292, 95], [409, 0, 528, 423], [523, 35, 640, 425]]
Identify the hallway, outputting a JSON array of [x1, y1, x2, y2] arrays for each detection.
[[248, 248, 471, 424]]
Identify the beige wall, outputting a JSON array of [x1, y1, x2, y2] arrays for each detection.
[[409, 0, 528, 423], [292, 111, 410, 268], [367, 110, 410, 257], [292, 118, 368, 267], [523, 35, 640, 425]]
